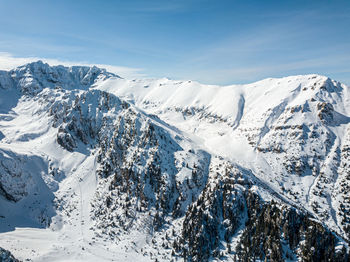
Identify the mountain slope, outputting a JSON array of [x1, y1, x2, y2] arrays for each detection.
[[0, 61, 349, 261], [95, 73, 350, 239]]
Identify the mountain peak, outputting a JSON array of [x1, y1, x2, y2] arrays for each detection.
[[15, 60, 119, 79], [0, 61, 120, 95]]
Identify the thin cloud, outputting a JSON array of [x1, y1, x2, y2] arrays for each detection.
[[132, 4, 185, 13], [185, 56, 350, 86], [129, 0, 195, 13], [0, 52, 146, 79]]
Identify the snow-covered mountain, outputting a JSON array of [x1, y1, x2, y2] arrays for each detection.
[[0, 61, 349, 261]]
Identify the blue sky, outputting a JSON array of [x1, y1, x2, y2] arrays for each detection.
[[0, 0, 349, 85]]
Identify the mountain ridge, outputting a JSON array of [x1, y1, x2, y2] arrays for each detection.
[[0, 61, 349, 261]]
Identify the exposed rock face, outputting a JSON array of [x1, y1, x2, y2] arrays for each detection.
[[0, 247, 20, 262]]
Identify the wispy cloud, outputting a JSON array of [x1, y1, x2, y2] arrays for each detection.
[[176, 9, 350, 86], [132, 3, 186, 13], [184, 54, 350, 85], [0, 52, 146, 79], [127, 0, 196, 13], [186, 20, 311, 65]]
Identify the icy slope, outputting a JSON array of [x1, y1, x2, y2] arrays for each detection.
[[0, 61, 349, 261]]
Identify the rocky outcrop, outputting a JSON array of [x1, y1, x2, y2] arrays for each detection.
[[4, 60, 117, 95], [0, 247, 20, 262]]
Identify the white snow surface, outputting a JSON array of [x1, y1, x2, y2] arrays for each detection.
[[0, 61, 349, 261]]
